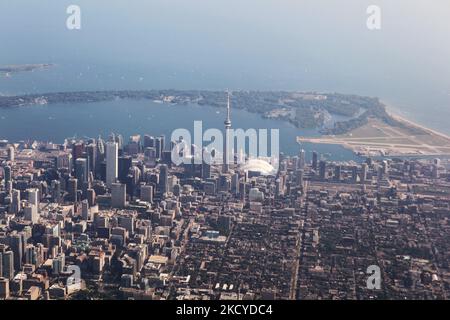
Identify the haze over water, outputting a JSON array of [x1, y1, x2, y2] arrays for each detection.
[[0, 1, 449, 156]]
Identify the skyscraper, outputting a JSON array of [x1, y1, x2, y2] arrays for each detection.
[[86, 142, 97, 177], [319, 160, 326, 180], [96, 137, 106, 177], [87, 188, 96, 206], [28, 188, 39, 207], [72, 142, 85, 168], [118, 156, 132, 183], [351, 165, 358, 183], [75, 158, 88, 183], [67, 177, 78, 203], [223, 91, 232, 173], [143, 135, 155, 149], [106, 142, 118, 187], [361, 163, 368, 182], [127, 135, 141, 155], [159, 135, 165, 153], [312, 151, 318, 170], [7, 146, 15, 162], [0, 277, 9, 299], [10, 189, 21, 214], [299, 149, 306, 169], [51, 180, 61, 203], [81, 200, 90, 220], [0, 250, 14, 280], [296, 169, 304, 187], [159, 164, 168, 195], [52, 254, 65, 275], [111, 183, 126, 208], [155, 137, 163, 160], [202, 148, 211, 179], [334, 165, 342, 181], [231, 173, 240, 196], [3, 165, 11, 186], [24, 204, 38, 224], [140, 184, 153, 203], [9, 234, 22, 272]]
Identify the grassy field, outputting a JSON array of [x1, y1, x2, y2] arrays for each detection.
[[298, 117, 450, 157]]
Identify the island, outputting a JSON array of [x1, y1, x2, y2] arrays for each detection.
[[1, 89, 449, 157], [0, 63, 54, 76], [0, 89, 379, 131]]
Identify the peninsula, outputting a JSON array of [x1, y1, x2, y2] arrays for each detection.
[[298, 111, 450, 157]]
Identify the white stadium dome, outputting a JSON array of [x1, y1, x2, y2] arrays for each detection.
[[239, 158, 277, 176]]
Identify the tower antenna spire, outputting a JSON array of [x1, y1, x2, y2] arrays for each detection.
[[223, 89, 232, 173], [227, 89, 231, 121], [225, 89, 231, 128]]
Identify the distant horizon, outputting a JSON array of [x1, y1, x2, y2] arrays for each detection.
[[1, 1, 450, 136]]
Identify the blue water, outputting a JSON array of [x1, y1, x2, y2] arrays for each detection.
[[0, 100, 359, 162], [0, 0, 449, 161]]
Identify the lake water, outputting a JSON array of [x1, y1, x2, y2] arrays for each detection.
[[0, 0, 449, 162], [0, 99, 359, 162]]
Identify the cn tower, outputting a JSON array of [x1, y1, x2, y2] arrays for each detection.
[[223, 90, 232, 173]]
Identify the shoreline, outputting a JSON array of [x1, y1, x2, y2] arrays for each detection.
[[298, 102, 450, 158], [384, 106, 450, 141]]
